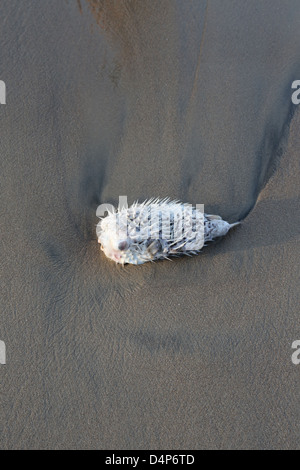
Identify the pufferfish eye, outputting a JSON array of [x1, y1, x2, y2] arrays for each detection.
[[118, 240, 129, 251]]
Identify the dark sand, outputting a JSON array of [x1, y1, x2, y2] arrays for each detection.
[[1, 0, 300, 449]]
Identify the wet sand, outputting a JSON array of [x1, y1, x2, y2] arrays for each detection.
[[1, 0, 300, 449]]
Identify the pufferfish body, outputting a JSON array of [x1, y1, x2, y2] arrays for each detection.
[[96, 198, 240, 265]]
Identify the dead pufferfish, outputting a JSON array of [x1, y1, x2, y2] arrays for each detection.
[[96, 198, 240, 265]]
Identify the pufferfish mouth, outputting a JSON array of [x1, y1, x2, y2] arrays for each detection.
[[110, 251, 122, 262], [100, 245, 124, 264]]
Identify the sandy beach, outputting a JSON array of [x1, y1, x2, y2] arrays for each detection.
[[1, 0, 300, 449]]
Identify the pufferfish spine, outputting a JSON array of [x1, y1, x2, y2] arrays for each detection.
[[96, 198, 240, 265]]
